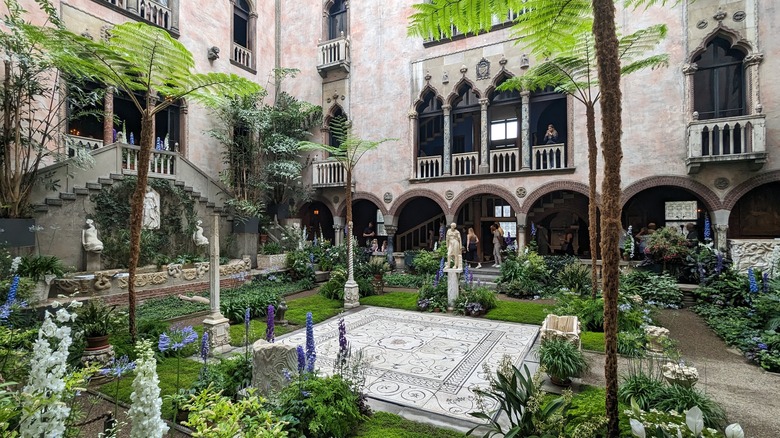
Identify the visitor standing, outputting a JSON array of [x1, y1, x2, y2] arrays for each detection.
[[563, 232, 575, 256], [491, 225, 503, 267], [467, 227, 481, 269], [363, 221, 376, 246], [544, 124, 559, 144]]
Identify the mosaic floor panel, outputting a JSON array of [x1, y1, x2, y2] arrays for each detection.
[[278, 307, 539, 422]]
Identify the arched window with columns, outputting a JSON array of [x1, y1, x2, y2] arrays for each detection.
[[693, 36, 746, 120], [232, 0, 256, 71]]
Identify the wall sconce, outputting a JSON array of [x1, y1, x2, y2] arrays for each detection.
[[207, 46, 220, 61], [313, 209, 320, 215], [520, 54, 530, 69]]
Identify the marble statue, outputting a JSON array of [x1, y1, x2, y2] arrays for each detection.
[[82, 219, 103, 253], [193, 220, 209, 246], [142, 187, 160, 229], [446, 222, 463, 270]]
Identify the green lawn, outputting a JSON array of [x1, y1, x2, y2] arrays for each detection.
[[285, 294, 344, 325], [355, 411, 465, 437], [483, 300, 552, 325], [361, 291, 419, 310], [581, 331, 606, 352], [228, 319, 294, 346]]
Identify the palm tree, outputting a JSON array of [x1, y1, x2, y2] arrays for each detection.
[[299, 117, 394, 306], [34, 22, 262, 341], [500, 25, 668, 297]]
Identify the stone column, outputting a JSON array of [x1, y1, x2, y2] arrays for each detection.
[[445, 268, 462, 310], [516, 212, 527, 253], [170, 0, 180, 33], [178, 100, 188, 157], [479, 98, 489, 174], [343, 220, 360, 309], [712, 209, 730, 252], [248, 12, 258, 70], [744, 53, 764, 115], [384, 224, 397, 268], [333, 216, 345, 246], [682, 63, 698, 121], [409, 111, 418, 179], [442, 104, 452, 175], [103, 87, 114, 146], [520, 91, 531, 169], [203, 213, 230, 353]]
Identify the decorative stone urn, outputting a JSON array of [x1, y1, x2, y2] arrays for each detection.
[[644, 325, 670, 353]]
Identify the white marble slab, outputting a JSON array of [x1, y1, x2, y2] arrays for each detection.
[[278, 307, 539, 422]]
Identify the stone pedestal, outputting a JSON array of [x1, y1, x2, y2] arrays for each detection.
[[203, 314, 231, 352], [445, 268, 462, 310], [85, 251, 102, 272], [645, 325, 670, 353], [344, 279, 360, 309], [251, 339, 298, 395], [81, 345, 115, 370]]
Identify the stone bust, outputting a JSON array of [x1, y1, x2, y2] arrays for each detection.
[[82, 219, 103, 253]]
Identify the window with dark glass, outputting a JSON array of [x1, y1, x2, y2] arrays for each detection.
[[693, 37, 746, 120], [489, 78, 521, 149], [451, 84, 480, 154], [233, 0, 250, 48], [416, 91, 444, 157], [328, 0, 347, 40]]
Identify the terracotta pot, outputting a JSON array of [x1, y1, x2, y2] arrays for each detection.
[[433, 308, 442, 313], [85, 334, 110, 350], [549, 375, 572, 387]]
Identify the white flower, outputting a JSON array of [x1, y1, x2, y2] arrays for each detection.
[[630, 419, 646, 438], [10, 256, 21, 273], [725, 424, 744, 438], [55, 308, 71, 323], [69, 300, 83, 309], [685, 406, 704, 436], [128, 340, 168, 438]]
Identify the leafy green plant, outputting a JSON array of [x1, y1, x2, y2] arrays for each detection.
[[654, 385, 726, 429], [275, 374, 363, 438], [556, 262, 593, 295], [184, 387, 287, 437], [621, 271, 682, 308], [644, 227, 691, 271], [286, 249, 315, 282], [259, 241, 283, 255], [16, 255, 66, 281], [538, 337, 589, 384], [364, 258, 390, 277], [554, 294, 605, 332], [75, 299, 122, 338], [617, 331, 646, 358], [383, 273, 424, 288], [468, 363, 566, 437], [618, 358, 665, 410], [412, 250, 443, 276]]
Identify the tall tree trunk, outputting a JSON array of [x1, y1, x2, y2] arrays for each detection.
[[586, 103, 599, 298], [127, 108, 155, 343], [592, 0, 623, 436]]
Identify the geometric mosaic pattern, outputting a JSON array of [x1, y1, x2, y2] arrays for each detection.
[[278, 307, 539, 422]]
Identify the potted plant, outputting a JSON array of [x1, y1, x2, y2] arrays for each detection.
[[76, 299, 120, 349], [365, 258, 389, 281], [465, 302, 485, 317], [257, 241, 286, 271], [17, 255, 67, 301], [538, 337, 589, 386]]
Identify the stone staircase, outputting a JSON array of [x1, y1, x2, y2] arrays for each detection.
[[468, 264, 501, 289], [30, 142, 230, 217]]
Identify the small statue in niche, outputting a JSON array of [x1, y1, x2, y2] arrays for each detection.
[[142, 187, 160, 229], [82, 219, 104, 253], [193, 220, 209, 246]]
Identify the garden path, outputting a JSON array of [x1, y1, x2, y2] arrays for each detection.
[[656, 309, 779, 438]]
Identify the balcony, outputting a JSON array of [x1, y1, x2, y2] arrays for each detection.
[[97, 0, 176, 34], [312, 160, 347, 188], [414, 144, 568, 179], [232, 43, 253, 71], [686, 114, 767, 174], [317, 35, 350, 78], [121, 144, 176, 178]]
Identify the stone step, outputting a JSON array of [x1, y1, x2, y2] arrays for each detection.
[[59, 193, 77, 201], [33, 204, 49, 213], [98, 177, 114, 185], [45, 198, 63, 206], [206, 202, 215, 208], [314, 271, 330, 283], [183, 186, 193, 192], [73, 187, 90, 196], [191, 191, 201, 198], [110, 173, 124, 180], [86, 182, 102, 190], [174, 180, 185, 187]]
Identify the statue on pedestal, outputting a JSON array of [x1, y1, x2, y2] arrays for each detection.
[[193, 220, 209, 246], [82, 219, 103, 253], [446, 222, 463, 270]]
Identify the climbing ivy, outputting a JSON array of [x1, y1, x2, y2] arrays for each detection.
[[90, 177, 198, 268]]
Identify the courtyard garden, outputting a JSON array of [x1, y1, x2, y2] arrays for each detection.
[[2, 229, 778, 437]]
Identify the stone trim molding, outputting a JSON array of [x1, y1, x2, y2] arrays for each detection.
[[520, 181, 595, 215], [620, 176, 722, 213], [450, 184, 521, 215], [387, 188, 449, 218], [722, 170, 780, 211]]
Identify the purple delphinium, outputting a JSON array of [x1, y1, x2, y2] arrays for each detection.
[[338, 317, 348, 358], [704, 215, 712, 241], [0, 275, 19, 323], [463, 263, 472, 285], [433, 258, 445, 287], [129, 132, 134, 145], [715, 252, 724, 275], [266, 305, 275, 343], [762, 272, 769, 293], [296, 345, 306, 373], [531, 222, 536, 237], [200, 332, 210, 364], [305, 312, 316, 372], [748, 268, 758, 293]]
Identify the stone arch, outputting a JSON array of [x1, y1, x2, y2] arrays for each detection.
[[412, 84, 445, 111], [722, 170, 780, 211], [335, 191, 388, 217], [446, 77, 483, 105], [483, 69, 517, 98], [621, 176, 722, 212], [323, 103, 347, 126], [450, 184, 520, 215], [520, 181, 595, 214], [388, 189, 450, 218], [688, 24, 753, 63]]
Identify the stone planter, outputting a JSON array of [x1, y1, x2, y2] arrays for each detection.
[[257, 253, 287, 271], [33, 274, 57, 301], [85, 334, 111, 350]]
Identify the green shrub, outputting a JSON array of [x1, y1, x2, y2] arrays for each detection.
[[190, 354, 252, 398], [554, 294, 604, 332], [563, 386, 632, 437], [412, 250, 443, 276], [621, 271, 682, 308], [617, 331, 646, 358], [654, 385, 726, 429], [543, 255, 579, 282], [259, 241, 282, 255], [383, 273, 424, 288], [538, 337, 589, 383], [618, 361, 665, 410], [221, 290, 280, 323], [496, 251, 550, 297], [287, 249, 315, 282], [275, 374, 363, 438], [556, 262, 592, 296], [16, 255, 66, 281]]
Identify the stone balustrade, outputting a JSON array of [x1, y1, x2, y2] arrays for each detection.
[[311, 160, 346, 187], [452, 152, 478, 176], [490, 148, 520, 173], [232, 42, 252, 69], [686, 114, 767, 173], [121, 144, 176, 178], [531, 143, 565, 170], [65, 134, 103, 153], [416, 155, 442, 178], [101, 0, 173, 31], [318, 35, 350, 68]]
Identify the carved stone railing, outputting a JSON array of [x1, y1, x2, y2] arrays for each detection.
[[729, 238, 779, 274], [317, 35, 350, 77], [686, 115, 767, 173], [121, 144, 176, 178], [531, 143, 565, 170], [312, 160, 346, 187], [416, 156, 442, 179], [232, 43, 252, 69], [100, 0, 174, 31], [490, 148, 519, 173], [452, 152, 478, 176], [65, 134, 103, 153]]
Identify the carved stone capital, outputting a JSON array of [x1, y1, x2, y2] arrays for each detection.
[[744, 52, 764, 66], [479, 98, 489, 108], [384, 225, 397, 235], [682, 63, 698, 74], [408, 110, 418, 120], [442, 104, 452, 114]]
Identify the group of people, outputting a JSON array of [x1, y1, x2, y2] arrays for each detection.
[[463, 222, 507, 269], [362, 222, 388, 253]]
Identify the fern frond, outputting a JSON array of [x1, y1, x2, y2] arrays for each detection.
[[408, 0, 516, 39], [512, 0, 593, 56]]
